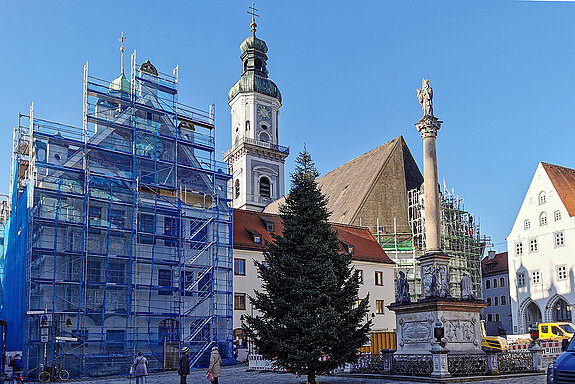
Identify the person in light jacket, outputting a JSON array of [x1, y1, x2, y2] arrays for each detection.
[[132, 352, 148, 384], [208, 346, 222, 383], [178, 347, 190, 384]]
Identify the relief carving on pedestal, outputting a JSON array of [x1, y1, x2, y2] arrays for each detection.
[[422, 264, 450, 298], [443, 320, 476, 343], [402, 321, 432, 343]]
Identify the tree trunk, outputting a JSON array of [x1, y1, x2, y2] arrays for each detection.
[[307, 369, 316, 384]]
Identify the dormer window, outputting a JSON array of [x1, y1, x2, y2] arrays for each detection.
[[342, 242, 354, 255], [248, 230, 262, 244], [264, 220, 274, 233]]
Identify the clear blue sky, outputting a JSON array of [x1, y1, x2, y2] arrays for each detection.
[[1, 0, 574, 252]]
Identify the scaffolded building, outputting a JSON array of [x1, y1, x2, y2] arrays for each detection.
[[2, 52, 233, 378], [377, 185, 489, 300]]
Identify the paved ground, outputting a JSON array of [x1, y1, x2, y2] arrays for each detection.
[[25, 365, 547, 384]]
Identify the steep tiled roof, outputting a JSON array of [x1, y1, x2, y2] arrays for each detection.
[[481, 251, 508, 277], [233, 209, 394, 264], [542, 162, 575, 217]]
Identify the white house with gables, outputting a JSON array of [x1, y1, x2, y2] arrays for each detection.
[[507, 162, 575, 333]]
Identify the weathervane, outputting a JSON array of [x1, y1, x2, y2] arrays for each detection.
[[248, 2, 259, 36], [118, 32, 126, 74]]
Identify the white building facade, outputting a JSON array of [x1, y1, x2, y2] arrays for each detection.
[[507, 162, 575, 333]]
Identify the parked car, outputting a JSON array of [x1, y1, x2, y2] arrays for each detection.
[[547, 335, 575, 384]]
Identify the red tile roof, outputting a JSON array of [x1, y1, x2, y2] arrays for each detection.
[[542, 162, 575, 217], [481, 251, 508, 276], [233, 209, 394, 264]]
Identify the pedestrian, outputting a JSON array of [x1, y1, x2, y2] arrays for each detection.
[[178, 347, 190, 384], [208, 346, 221, 383], [131, 352, 148, 384], [8, 354, 24, 384]]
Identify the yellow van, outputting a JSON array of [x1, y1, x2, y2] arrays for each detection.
[[537, 322, 575, 340]]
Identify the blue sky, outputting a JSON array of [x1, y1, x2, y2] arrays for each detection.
[[1, 0, 574, 252]]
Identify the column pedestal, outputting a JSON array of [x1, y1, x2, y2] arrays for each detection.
[[430, 343, 450, 378]]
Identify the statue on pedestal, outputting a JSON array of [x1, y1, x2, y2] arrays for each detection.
[[460, 271, 474, 300], [396, 271, 411, 304], [417, 79, 434, 118]]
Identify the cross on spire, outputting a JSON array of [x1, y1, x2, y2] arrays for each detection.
[[118, 32, 126, 74], [248, 2, 259, 36]]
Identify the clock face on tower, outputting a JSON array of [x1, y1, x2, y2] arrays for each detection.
[[257, 105, 272, 121]]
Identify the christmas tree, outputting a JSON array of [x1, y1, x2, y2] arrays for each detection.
[[244, 150, 370, 384]]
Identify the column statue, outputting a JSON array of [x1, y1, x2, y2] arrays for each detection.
[[417, 78, 434, 117]]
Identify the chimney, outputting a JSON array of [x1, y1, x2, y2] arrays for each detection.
[[487, 250, 496, 260]]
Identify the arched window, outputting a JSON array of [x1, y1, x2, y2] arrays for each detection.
[[555, 210, 562, 222], [259, 132, 270, 143], [260, 177, 271, 198], [243, 60, 248, 72], [539, 191, 547, 205], [540, 212, 548, 226], [235, 179, 240, 199], [255, 58, 262, 72], [159, 319, 180, 341]]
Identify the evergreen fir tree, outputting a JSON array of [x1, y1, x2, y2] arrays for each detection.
[[244, 150, 370, 384]]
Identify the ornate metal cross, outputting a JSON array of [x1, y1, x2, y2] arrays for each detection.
[[248, 2, 259, 22]]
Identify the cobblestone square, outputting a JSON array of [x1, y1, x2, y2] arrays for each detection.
[[25, 365, 547, 384]]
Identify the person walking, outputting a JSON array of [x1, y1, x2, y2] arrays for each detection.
[[208, 346, 221, 384], [8, 354, 24, 384], [131, 352, 148, 384], [178, 347, 190, 384]]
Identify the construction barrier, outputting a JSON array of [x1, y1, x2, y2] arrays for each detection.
[[359, 331, 397, 354], [248, 354, 350, 373], [510, 343, 528, 352], [541, 341, 562, 358]]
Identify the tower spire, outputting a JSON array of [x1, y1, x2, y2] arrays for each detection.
[[118, 32, 126, 74], [248, 2, 259, 36]]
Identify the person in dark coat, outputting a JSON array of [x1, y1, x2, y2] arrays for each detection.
[[178, 347, 190, 384], [131, 352, 148, 384], [8, 354, 24, 384]]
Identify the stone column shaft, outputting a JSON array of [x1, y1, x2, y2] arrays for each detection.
[[422, 135, 441, 252]]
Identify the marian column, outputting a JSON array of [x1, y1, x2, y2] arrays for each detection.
[[389, 80, 486, 363], [416, 79, 450, 299]]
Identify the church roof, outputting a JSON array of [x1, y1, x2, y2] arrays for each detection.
[[109, 72, 131, 94], [542, 162, 575, 217], [233, 209, 394, 264], [265, 135, 422, 226]]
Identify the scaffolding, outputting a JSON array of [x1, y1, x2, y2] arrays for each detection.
[[373, 185, 489, 301], [2, 52, 233, 378]]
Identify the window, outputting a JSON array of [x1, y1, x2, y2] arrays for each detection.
[[158, 269, 172, 295], [356, 299, 364, 308], [261, 261, 269, 269], [541, 325, 549, 333], [555, 210, 562, 222], [234, 258, 246, 275], [234, 294, 246, 310], [376, 300, 385, 314], [158, 319, 180, 342], [110, 209, 125, 229], [487, 297, 492, 306], [190, 219, 208, 244], [259, 177, 271, 198], [496, 314, 500, 322], [493, 278, 498, 288], [89, 206, 102, 224], [515, 242, 523, 256], [375, 271, 384, 286], [494, 296, 499, 306], [252, 233, 261, 243], [557, 265, 567, 281], [540, 212, 548, 226], [500, 277, 505, 287], [555, 232, 565, 247], [108, 261, 125, 284], [235, 179, 240, 199], [531, 270, 541, 284], [501, 295, 507, 306], [529, 238, 538, 252], [524, 220, 531, 230], [487, 314, 493, 322], [517, 272, 526, 287], [138, 213, 155, 244], [539, 191, 547, 205], [87, 259, 101, 282], [356, 269, 364, 284], [264, 220, 274, 233], [485, 280, 491, 289], [164, 217, 177, 247], [345, 244, 355, 254]]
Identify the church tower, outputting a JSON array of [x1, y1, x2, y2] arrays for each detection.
[[224, 9, 289, 211]]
